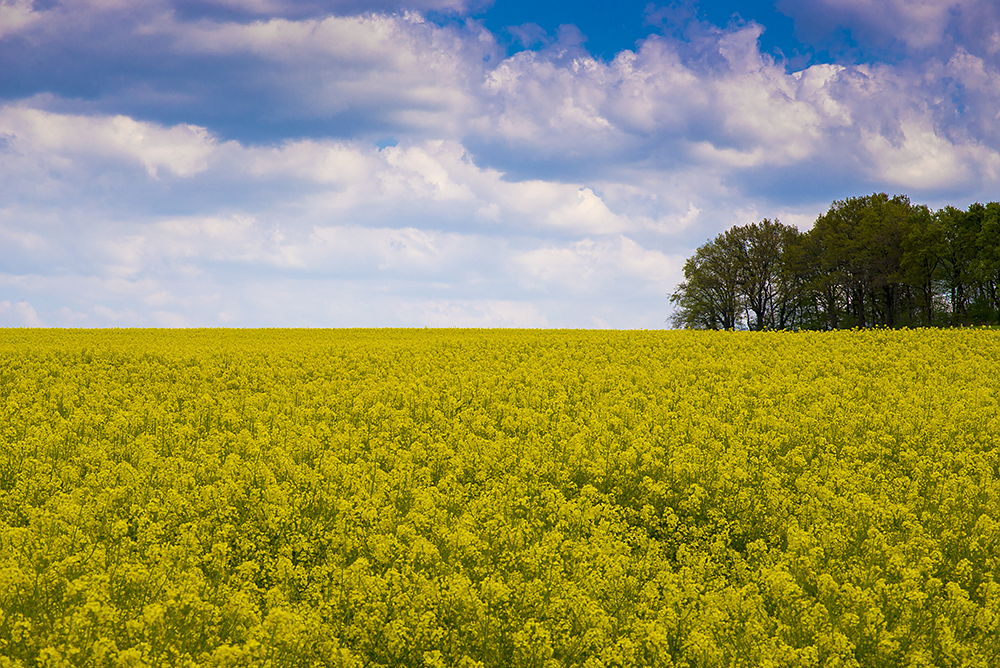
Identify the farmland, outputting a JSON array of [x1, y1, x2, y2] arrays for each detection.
[[1, 328, 999, 667]]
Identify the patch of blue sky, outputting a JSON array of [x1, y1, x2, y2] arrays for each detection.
[[450, 0, 865, 70]]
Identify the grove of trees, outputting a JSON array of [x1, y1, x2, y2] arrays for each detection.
[[670, 193, 1000, 329]]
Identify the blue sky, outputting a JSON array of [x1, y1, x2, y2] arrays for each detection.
[[2, 0, 1000, 328]]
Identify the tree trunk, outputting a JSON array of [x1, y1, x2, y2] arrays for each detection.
[[883, 284, 896, 328]]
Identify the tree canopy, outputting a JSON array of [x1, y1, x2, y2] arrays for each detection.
[[670, 194, 1000, 329]]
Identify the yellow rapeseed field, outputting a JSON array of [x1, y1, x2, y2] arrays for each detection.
[[1, 328, 999, 667]]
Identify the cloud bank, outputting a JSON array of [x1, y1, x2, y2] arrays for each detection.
[[2, 1, 999, 327]]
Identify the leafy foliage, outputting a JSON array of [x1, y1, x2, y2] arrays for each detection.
[[2, 328, 1000, 667], [671, 195, 1000, 329]]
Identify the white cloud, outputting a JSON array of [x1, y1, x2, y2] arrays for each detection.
[[380, 142, 478, 202], [93, 305, 126, 320], [0, 106, 220, 178], [200, 0, 481, 15], [775, 211, 822, 232], [239, 140, 375, 184], [151, 310, 190, 327], [309, 224, 493, 275], [777, 0, 1000, 56], [395, 299, 550, 327], [0, 0, 43, 37], [820, 0, 965, 49], [514, 236, 682, 296], [468, 25, 884, 178], [159, 12, 495, 131], [0, 300, 43, 327], [862, 117, 1000, 188]]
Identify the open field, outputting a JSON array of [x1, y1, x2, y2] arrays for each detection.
[[1, 328, 999, 667]]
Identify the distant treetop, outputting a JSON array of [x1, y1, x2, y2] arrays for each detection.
[[670, 194, 1000, 329]]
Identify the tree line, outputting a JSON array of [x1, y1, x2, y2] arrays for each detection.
[[669, 193, 1000, 329]]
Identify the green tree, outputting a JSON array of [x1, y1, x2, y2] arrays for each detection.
[[670, 194, 999, 329], [901, 204, 941, 326], [728, 219, 802, 330], [973, 202, 1000, 321], [936, 205, 981, 323], [809, 193, 913, 327], [783, 228, 838, 329], [669, 233, 743, 329]]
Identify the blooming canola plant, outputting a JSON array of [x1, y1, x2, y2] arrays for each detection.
[[1, 328, 999, 667]]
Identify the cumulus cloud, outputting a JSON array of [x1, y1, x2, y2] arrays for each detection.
[[0, 6, 499, 146], [0, 300, 43, 327], [0, 0, 483, 37], [7, 3, 1000, 186], [777, 0, 1000, 61], [197, 0, 479, 16], [514, 236, 680, 294], [862, 116, 1000, 189], [0, 0, 41, 38], [0, 105, 220, 178], [467, 18, 1000, 208]]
